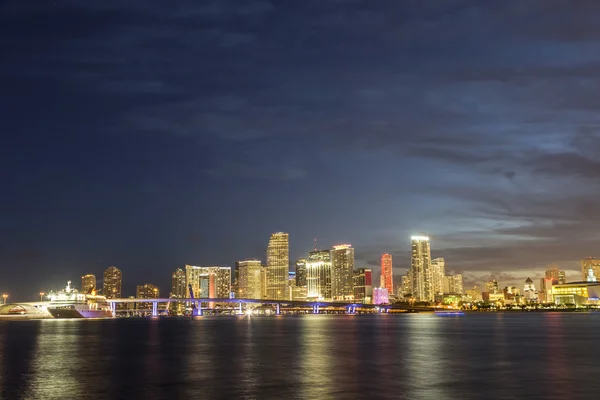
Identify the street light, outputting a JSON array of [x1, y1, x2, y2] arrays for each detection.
[[2, 294, 8, 304], [39, 292, 45, 302]]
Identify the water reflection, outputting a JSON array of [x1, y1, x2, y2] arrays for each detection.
[[0, 321, 39, 399]]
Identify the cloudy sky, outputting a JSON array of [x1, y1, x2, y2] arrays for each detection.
[[2, 0, 599, 299]]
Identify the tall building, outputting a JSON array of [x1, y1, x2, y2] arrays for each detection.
[[266, 232, 289, 300], [558, 270, 566, 284], [401, 273, 411, 297], [381, 253, 393, 295], [260, 266, 268, 299], [81, 274, 96, 294], [410, 236, 433, 302], [103, 266, 122, 299], [582, 258, 600, 281], [540, 278, 554, 303], [486, 279, 500, 294], [331, 245, 355, 300], [171, 268, 186, 298], [523, 277, 537, 301], [237, 259, 262, 300], [185, 265, 232, 299], [136, 283, 159, 310], [443, 274, 463, 294], [431, 258, 445, 295], [545, 266, 560, 282], [353, 268, 373, 304], [295, 259, 307, 287], [306, 249, 332, 301]]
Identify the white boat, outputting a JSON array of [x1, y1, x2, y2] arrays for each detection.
[[47, 281, 113, 319]]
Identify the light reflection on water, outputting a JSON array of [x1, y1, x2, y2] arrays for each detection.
[[1, 314, 600, 399]]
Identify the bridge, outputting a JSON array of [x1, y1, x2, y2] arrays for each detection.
[[106, 298, 435, 317]]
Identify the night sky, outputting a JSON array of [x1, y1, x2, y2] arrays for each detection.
[[3, 1, 600, 300]]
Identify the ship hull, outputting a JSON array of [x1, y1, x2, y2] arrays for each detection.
[[47, 306, 113, 319]]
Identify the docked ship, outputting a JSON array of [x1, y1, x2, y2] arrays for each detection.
[[46, 281, 113, 319]]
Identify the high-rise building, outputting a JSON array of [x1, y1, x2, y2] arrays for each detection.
[[582, 257, 600, 281], [410, 236, 433, 302], [81, 274, 96, 294], [486, 279, 500, 294], [401, 273, 411, 297], [267, 232, 289, 300], [136, 283, 159, 310], [260, 266, 268, 299], [558, 270, 566, 284], [353, 268, 373, 304], [237, 259, 262, 300], [381, 253, 393, 295], [545, 266, 560, 282], [331, 244, 355, 300], [443, 274, 463, 294], [171, 268, 186, 298], [295, 259, 307, 287], [431, 257, 445, 295], [103, 266, 122, 299], [306, 249, 332, 301], [185, 265, 232, 299], [540, 278, 554, 303], [523, 277, 537, 301]]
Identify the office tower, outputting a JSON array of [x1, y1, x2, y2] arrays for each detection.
[[373, 287, 389, 305], [260, 266, 268, 299], [353, 268, 373, 304], [237, 259, 263, 300], [587, 267, 597, 282], [466, 285, 482, 301], [381, 253, 393, 295], [401, 274, 411, 297], [523, 277, 537, 301], [267, 232, 289, 300], [443, 274, 463, 294], [410, 236, 433, 302], [486, 279, 500, 294], [81, 274, 96, 294], [185, 265, 232, 299], [331, 244, 355, 300], [136, 283, 159, 310], [558, 270, 566, 284], [296, 259, 307, 287], [545, 266, 560, 282], [582, 257, 600, 281], [306, 249, 332, 301], [540, 278, 554, 303], [171, 268, 186, 298], [103, 266, 122, 299], [431, 257, 445, 295]]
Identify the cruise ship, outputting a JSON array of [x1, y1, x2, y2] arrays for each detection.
[[47, 281, 113, 319]]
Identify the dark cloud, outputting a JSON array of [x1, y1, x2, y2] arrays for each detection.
[[3, 0, 600, 297]]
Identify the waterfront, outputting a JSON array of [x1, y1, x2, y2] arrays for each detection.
[[1, 313, 599, 399]]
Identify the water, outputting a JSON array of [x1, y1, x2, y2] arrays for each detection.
[[0, 313, 598, 399]]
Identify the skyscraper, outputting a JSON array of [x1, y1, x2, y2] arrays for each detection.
[[185, 265, 232, 299], [237, 259, 262, 299], [443, 274, 463, 294], [486, 279, 500, 294], [401, 273, 411, 297], [381, 253, 393, 295], [410, 236, 433, 302], [558, 270, 566, 284], [582, 257, 600, 281], [81, 274, 96, 294], [353, 268, 373, 304], [103, 266, 122, 299], [136, 283, 159, 310], [295, 258, 307, 288], [171, 268, 186, 298], [306, 249, 332, 301], [331, 244, 355, 300], [267, 232, 289, 300], [431, 257, 445, 295]]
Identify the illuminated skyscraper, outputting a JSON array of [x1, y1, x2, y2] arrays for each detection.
[[381, 253, 393, 295], [558, 270, 566, 284], [523, 277, 537, 301], [401, 273, 411, 297], [582, 257, 600, 281], [185, 265, 232, 299], [443, 274, 463, 294], [307, 249, 332, 301], [267, 232, 289, 300], [136, 283, 159, 310], [171, 268, 186, 298], [331, 244, 355, 300], [410, 236, 433, 302], [486, 279, 500, 294], [431, 258, 445, 295], [295, 258, 307, 287], [353, 268, 373, 304], [81, 274, 96, 294], [103, 266, 122, 299], [237, 259, 263, 300]]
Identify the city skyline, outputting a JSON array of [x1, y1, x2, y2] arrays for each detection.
[[3, 2, 599, 300]]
